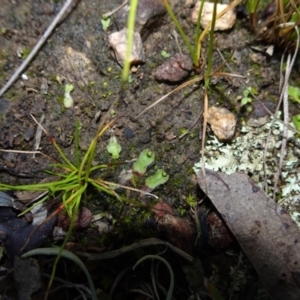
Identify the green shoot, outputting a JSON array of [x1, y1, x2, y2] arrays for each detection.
[[246, 0, 260, 32], [161, 50, 171, 58], [194, 0, 205, 66], [0, 116, 133, 295], [22, 247, 97, 300], [162, 0, 197, 66], [205, 0, 218, 88], [246, 0, 259, 14], [121, 0, 139, 83], [101, 16, 111, 31]]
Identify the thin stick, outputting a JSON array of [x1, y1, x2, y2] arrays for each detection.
[[272, 26, 299, 199], [76, 238, 193, 261], [102, 0, 128, 18], [0, 0, 74, 97], [33, 114, 45, 160]]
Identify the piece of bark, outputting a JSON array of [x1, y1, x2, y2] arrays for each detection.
[[197, 170, 300, 300]]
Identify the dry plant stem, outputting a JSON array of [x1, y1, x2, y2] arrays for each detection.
[[197, 0, 242, 58], [103, 0, 128, 18], [77, 238, 193, 261], [201, 91, 209, 195], [136, 76, 204, 118], [263, 26, 299, 196], [172, 30, 183, 56], [272, 55, 290, 197], [0, 149, 42, 155], [99, 180, 158, 199], [0, 0, 74, 97], [272, 26, 299, 198], [33, 114, 45, 160]]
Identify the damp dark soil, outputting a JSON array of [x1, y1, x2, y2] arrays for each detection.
[[0, 0, 299, 299]]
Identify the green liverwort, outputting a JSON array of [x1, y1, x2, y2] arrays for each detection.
[[145, 169, 169, 191], [106, 135, 122, 159], [132, 149, 155, 175], [64, 84, 74, 108]]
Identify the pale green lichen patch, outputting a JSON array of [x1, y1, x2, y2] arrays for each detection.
[[194, 113, 300, 227]]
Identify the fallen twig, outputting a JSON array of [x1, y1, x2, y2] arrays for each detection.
[[77, 238, 193, 261], [0, 0, 74, 97]]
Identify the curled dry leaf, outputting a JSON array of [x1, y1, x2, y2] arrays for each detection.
[[197, 170, 300, 300], [191, 2, 236, 31], [205, 106, 236, 141]]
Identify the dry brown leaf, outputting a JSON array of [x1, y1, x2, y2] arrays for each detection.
[[197, 170, 300, 300]]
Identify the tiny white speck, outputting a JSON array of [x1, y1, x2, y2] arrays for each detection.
[[21, 73, 28, 80]]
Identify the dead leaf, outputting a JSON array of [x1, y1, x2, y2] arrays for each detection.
[[197, 170, 300, 300]]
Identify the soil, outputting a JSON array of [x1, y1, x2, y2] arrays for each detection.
[[0, 0, 298, 299]]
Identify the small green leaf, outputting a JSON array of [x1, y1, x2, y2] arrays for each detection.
[[288, 85, 300, 103], [161, 50, 171, 58], [101, 17, 111, 31], [64, 84, 74, 108], [292, 114, 300, 131], [106, 135, 122, 159], [243, 89, 250, 97], [128, 75, 133, 83], [241, 97, 252, 106]]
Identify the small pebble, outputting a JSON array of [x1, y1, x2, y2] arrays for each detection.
[[205, 106, 236, 141], [191, 2, 236, 31], [124, 126, 135, 139], [139, 129, 152, 143], [108, 28, 145, 66], [153, 53, 193, 83], [24, 126, 35, 142]]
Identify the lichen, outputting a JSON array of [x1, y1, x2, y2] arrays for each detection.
[[194, 112, 300, 227]]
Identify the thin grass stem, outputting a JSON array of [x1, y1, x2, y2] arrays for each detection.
[[121, 0, 139, 83], [163, 0, 196, 65]]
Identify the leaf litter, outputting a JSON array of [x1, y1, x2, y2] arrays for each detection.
[[197, 170, 300, 299]]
